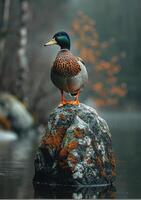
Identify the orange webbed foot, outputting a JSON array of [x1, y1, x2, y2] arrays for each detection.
[[67, 100, 80, 106], [59, 90, 80, 107], [59, 100, 80, 107]]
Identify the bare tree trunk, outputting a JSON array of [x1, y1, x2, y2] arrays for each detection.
[[0, 0, 19, 93], [16, 0, 29, 102], [0, 0, 29, 103], [0, 0, 10, 77]]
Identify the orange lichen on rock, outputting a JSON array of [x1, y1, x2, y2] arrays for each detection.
[[42, 134, 62, 149], [59, 148, 68, 157], [100, 169, 106, 177], [59, 114, 65, 121], [42, 126, 66, 149], [67, 141, 78, 151], [111, 158, 116, 168], [96, 156, 103, 166], [59, 160, 68, 169], [56, 127, 66, 135], [109, 154, 116, 168], [73, 128, 83, 138], [111, 170, 116, 177], [42, 134, 53, 145], [67, 154, 78, 164], [86, 159, 93, 164]]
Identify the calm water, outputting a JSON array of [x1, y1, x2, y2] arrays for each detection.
[[0, 112, 141, 199]]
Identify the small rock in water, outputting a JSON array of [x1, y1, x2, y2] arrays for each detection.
[[0, 130, 18, 142], [0, 93, 34, 134], [34, 103, 116, 186]]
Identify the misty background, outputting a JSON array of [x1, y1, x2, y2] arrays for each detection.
[[0, 0, 141, 198], [1, 0, 141, 123]]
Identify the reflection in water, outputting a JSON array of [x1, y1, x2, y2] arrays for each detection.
[[34, 184, 116, 199], [0, 130, 37, 199]]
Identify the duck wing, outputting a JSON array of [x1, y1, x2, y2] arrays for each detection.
[[65, 58, 88, 95], [51, 57, 88, 95]]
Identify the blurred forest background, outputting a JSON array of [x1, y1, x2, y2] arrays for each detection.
[[0, 0, 141, 198], [0, 0, 141, 125]]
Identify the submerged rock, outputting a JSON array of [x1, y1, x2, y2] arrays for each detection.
[[34, 103, 116, 186]]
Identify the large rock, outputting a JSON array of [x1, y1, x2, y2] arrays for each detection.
[[34, 103, 116, 186], [0, 93, 34, 133]]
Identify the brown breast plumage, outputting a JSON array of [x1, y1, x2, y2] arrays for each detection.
[[53, 49, 81, 77]]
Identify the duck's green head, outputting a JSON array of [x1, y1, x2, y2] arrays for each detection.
[[44, 31, 70, 50]]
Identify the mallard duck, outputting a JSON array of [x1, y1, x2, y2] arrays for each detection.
[[44, 31, 88, 106]]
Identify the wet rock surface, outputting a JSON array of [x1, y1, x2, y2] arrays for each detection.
[[34, 103, 116, 186]]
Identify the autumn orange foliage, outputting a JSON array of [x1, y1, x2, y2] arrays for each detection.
[[72, 12, 127, 107]]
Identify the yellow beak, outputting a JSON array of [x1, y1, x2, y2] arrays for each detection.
[[44, 38, 57, 46]]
